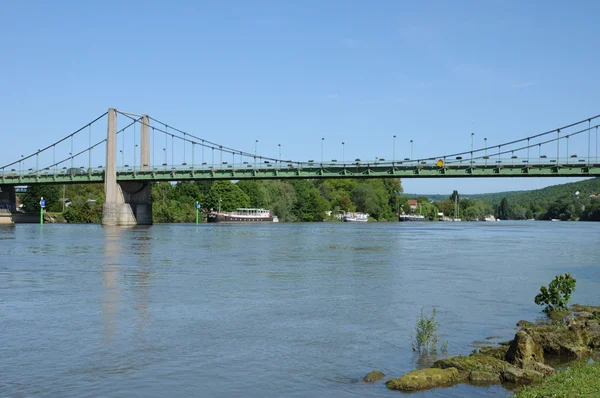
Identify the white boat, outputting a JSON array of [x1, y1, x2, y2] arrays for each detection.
[[343, 212, 368, 222], [399, 214, 426, 221], [483, 215, 496, 222], [207, 208, 278, 223]]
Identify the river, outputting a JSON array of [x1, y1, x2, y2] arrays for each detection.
[[1, 222, 599, 397]]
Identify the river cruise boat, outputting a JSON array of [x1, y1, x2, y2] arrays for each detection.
[[207, 208, 278, 223], [398, 213, 426, 222], [343, 212, 368, 222]]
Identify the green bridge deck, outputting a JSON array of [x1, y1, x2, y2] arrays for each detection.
[[2, 161, 600, 186]]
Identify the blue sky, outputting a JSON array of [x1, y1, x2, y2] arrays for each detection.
[[2, 1, 599, 194]]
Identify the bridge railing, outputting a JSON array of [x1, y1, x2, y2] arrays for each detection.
[[112, 156, 600, 174], [2, 157, 600, 179]]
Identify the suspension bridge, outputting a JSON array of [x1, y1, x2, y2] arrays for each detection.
[[1, 108, 599, 225]]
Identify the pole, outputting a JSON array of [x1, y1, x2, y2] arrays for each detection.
[[566, 135, 569, 165], [557, 129, 560, 163], [393, 135, 396, 164], [342, 142, 345, 163], [471, 133, 474, 164], [40, 196, 44, 226], [410, 140, 413, 162], [484, 138, 487, 166], [255, 140, 258, 166], [196, 201, 199, 225], [321, 138, 324, 164]]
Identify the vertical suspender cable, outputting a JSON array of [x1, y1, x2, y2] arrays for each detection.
[[88, 124, 92, 171], [165, 126, 168, 167], [588, 119, 591, 165], [134, 121, 136, 170], [153, 127, 155, 169]]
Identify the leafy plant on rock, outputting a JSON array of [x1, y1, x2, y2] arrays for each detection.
[[534, 273, 576, 314]]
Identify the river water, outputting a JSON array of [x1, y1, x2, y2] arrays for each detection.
[[1, 222, 599, 397]]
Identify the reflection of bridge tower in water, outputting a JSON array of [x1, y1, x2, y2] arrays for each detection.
[[101, 227, 153, 345], [101, 227, 121, 345]]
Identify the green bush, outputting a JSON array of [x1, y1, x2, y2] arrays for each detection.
[[412, 307, 447, 355], [534, 273, 576, 314]]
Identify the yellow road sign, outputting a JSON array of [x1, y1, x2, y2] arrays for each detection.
[[436, 159, 444, 167]]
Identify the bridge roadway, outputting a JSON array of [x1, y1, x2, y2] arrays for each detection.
[[1, 158, 600, 186]]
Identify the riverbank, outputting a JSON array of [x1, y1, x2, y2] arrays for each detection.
[[373, 304, 600, 394], [515, 360, 600, 397]]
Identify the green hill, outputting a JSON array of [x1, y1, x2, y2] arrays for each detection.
[[405, 178, 600, 205]]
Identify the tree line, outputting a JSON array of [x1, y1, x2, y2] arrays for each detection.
[[19, 177, 600, 222]]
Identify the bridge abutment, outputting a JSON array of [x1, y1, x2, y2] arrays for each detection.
[[0, 186, 17, 225], [101, 109, 153, 226]]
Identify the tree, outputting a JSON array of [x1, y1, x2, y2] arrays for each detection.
[[237, 180, 271, 208], [581, 199, 600, 221], [207, 181, 251, 211], [63, 202, 102, 223], [268, 181, 297, 222], [22, 185, 60, 213], [449, 190, 459, 202], [352, 183, 379, 216], [511, 204, 527, 220], [499, 197, 510, 220]]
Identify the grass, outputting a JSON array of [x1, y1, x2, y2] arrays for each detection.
[[514, 360, 600, 398]]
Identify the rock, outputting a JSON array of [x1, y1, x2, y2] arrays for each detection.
[[468, 370, 501, 383], [517, 320, 535, 328], [505, 330, 544, 367], [528, 361, 556, 376], [523, 324, 592, 358], [501, 367, 544, 384], [386, 367, 459, 391], [574, 311, 594, 320], [479, 345, 509, 360], [362, 370, 385, 382], [585, 319, 600, 329], [433, 354, 510, 375]]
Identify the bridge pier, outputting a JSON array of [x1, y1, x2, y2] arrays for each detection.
[[101, 109, 153, 226]]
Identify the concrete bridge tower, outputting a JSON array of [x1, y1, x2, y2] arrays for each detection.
[[101, 109, 153, 226]]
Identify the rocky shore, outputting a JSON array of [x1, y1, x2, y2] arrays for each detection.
[[365, 304, 600, 393]]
